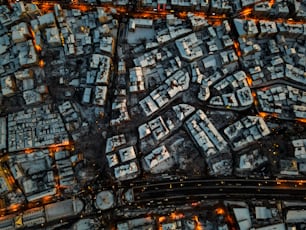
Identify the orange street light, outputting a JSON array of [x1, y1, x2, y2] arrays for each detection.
[[39, 60, 45, 68], [216, 207, 225, 215], [158, 216, 166, 223]]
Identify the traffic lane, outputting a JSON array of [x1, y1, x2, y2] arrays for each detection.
[[131, 180, 306, 193], [132, 192, 299, 206], [134, 186, 306, 200], [131, 180, 246, 191], [123, 178, 306, 189]]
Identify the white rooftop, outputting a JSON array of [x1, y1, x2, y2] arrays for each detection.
[[95, 190, 114, 210], [233, 208, 252, 230]]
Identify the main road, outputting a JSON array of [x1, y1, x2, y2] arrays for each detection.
[[119, 178, 306, 206]]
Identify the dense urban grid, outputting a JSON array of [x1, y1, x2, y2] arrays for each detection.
[[0, 0, 305, 229]]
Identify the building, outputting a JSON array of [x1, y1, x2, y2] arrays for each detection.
[[7, 104, 69, 152], [93, 86, 107, 106], [210, 70, 253, 108], [118, 59, 126, 75], [241, 0, 262, 7], [186, 110, 228, 157], [286, 210, 306, 223], [113, 160, 139, 181], [110, 90, 130, 126], [72, 219, 98, 230], [106, 143, 138, 181], [99, 36, 115, 56], [139, 70, 190, 117], [133, 49, 158, 68], [275, 1, 289, 18], [58, 101, 84, 139], [236, 150, 268, 174], [143, 145, 171, 170], [175, 33, 203, 62], [172, 104, 195, 121], [233, 208, 252, 230], [285, 64, 306, 85], [23, 90, 43, 105], [131, 18, 153, 28], [8, 149, 56, 202], [222, 35, 234, 48], [191, 62, 205, 84], [161, 220, 183, 230], [211, 0, 232, 13], [279, 159, 299, 176], [97, 7, 108, 24], [292, 139, 306, 159], [200, 0, 210, 11], [118, 146, 136, 163], [0, 165, 13, 197], [129, 19, 135, 32], [45, 199, 84, 222], [38, 12, 56, 28], [105, 134, 126, 154], [0, 117, 6, 152], [207, 152, 232, 176], [254, 2, 272, 17], [138, 116, 169, 141], [166, 14, 176, 26], [256, 85, 306, 119], [0, 214, 15, 230], [17, 40, 38, 67], [1, 76, 16, 97], [258, 20, 278, 38], [91, 54, 111, 85], [20, 207, 45, 228], [106, 152, 119, 168], [219, 49, 238, 66], [224, 116, 270, 151], [254, 223, 286, 230], [129, 67, 145, 93], [117, 217, 155, 230], [234, 19, 259, 38], [0, 2, 26, 27], [95, 190, 115, 210], [255, 206, 272, 220], [82, 88, 92, 104], [11, 22, 30, 43], [46, 27, 61, 47], [55, 150, 77, 189]]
